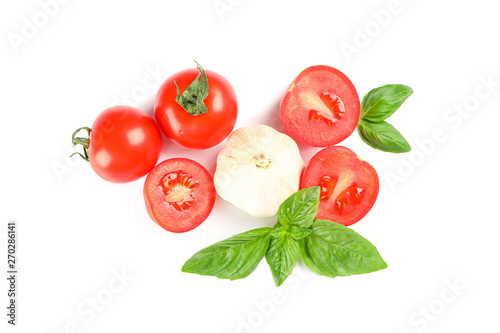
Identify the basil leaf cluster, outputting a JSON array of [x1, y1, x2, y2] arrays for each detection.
[[182, 187, 387, 286], [357, 84, 413, 153]]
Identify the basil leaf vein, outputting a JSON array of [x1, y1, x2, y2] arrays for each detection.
[[361, 84, 413, 122], [300, 219, 387, 278], [181, 227, 272, 280], [289, 225, 313, 240], [265, 235, 299, 287], [358, 119, 411, 153], [277, 186, 320, 228]]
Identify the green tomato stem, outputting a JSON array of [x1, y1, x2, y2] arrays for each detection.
[[71, 126, 91, 162], [175, 60, 210, 116]]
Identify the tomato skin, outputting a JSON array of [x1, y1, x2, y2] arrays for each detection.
[[143, 158, 216, 233], [301, 146, 379, 226], [88, 106, 162, 183], [280, 65, 360, 147], [154, 68, 238, 149]]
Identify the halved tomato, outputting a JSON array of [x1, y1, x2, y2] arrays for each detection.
[[301, 146, 379, 226], [144, 158, 216, 233], [280, 65, 360, 147]]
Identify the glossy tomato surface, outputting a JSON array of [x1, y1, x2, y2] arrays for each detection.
[[280, 65, 360, 147], [88, 106, 162, 183], [301, 146, 379, 226], [144, 158, 216, 233], [155, 68, 238, 149]]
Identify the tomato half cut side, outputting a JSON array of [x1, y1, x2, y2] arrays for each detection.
[[280, 65, 360, 147], [144, 158, 216, 233], [300, 146, 379, 226]]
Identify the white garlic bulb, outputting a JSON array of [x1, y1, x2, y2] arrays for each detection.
[[214, 125, 304, 218]]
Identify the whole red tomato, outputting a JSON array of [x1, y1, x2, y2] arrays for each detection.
[[72, 106, 162, 183], [154, 62, 238, 149]]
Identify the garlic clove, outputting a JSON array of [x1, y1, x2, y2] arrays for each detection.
[[214, 125, 304, 218]]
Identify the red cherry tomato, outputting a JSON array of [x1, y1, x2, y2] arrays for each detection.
[[280, 65, 360, 147], [74, 106, 162, 183], [301, 146, 379, 226], [143, 158, 216, 233], [154, 65, 238, 149]]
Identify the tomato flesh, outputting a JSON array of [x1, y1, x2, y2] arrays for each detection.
[[333, 184, 365, 215], [280, 65, 360, 147], [144, 158, 216, 233], [160, 171, 200, 212], [301, 146, 379, 226], [309, 92, 345, 126], [318, 175, 338, 201]]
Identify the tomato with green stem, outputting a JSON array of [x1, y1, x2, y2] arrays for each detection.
[[71, 106, 162, 183], [155, 61, 238, 149]]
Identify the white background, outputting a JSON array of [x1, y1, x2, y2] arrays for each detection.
[[1, 0, 499, 332]]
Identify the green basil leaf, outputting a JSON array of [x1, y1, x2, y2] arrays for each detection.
[[289, 225, 313, 241], [266, 235, 300, 287], [300, 219, 387, 278], [182, 227, 271, 280], [361, 84, 413, 122], [278, 186, 320, 228], [270, 224, 312, 241], [174, 60, 209, 116], [358, 119, 411, 153], [270, 225, 287, 239]]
